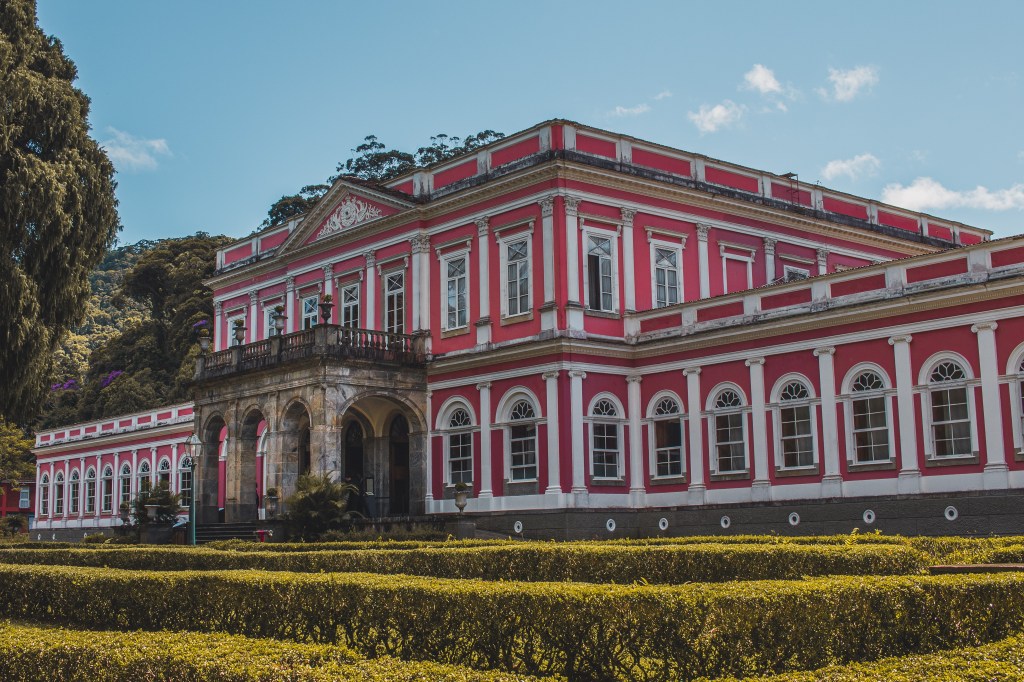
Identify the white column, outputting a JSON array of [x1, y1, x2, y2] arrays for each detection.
[[213, 301, 223, 350], [424, 391, 434, 505], [814, 347, 843, 496], [78, 456, 86, 519], [746, 357, 771, 501], [569, 370, 588, 498], [889, 335, 921, 493], [410, 236, 424, 332], [248, 292, 258, 341], [539, 197, 557, 331], [418, 236, 431, 350], [170, 445, 179, 494], [112, 452, 120, 514], [543, 371, 562, 497], [323, 264, 334, 315], [683, 367, 705, 504], [626, 375, 645, 505], [131, 449, 139, 502], [476, 218, 492, 345], [150, 447, 157, 489], [564, 196, 584, 332], [476, 382, 492, 500], [973, 322, 1009, 488], [763, 238, 777, 283], [816, 248, 829, 276], [94, 453, 102, 517], [364, 252, 377, 330], [284, 277, 296, 333], [621, 208, 637, 313], [696, 224, 711, 298]]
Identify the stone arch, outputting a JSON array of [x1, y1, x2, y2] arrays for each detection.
[[198, 413, 227, 524], [224, 406, 266, 522]]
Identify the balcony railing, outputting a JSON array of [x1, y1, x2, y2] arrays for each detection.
[[196, 325, 425, 380]]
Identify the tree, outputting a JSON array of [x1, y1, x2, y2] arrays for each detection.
[[336, 135, 416, 183], [0, 419, 34, 510], [262, 184, 329, 228], [0, 0, 120, 424], [283, 473, 359, 540]]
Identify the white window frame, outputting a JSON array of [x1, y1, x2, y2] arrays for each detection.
[[119, 463, 132, 507], [646, 391, 686, 480], [18, 486, 29, 509], [436, 399, 477, 487], [54, 471, 65, 516], [770, 375, 819, 472], [495, 388, 544, 483], [138, 460, 152, 494], [719, 243, 755, 293], [226, 314, 245, 347], [264, 307, 280, 337], [498, 230, 533, 320], [706, 384, 751, 476], [586, 393, 626, 480], [157, 458, 171, 488], [300, 294, 319, 330], [339, 281, 361, 329], [178, 460, 193, 509], [582, 225, 621, 313], [918, 353, 979, 460], [39, 473, 49, 516], [1006, 345, 1024, 455], [84, 467, 97, 514], [383, 269, 406, 335], [441, 249, 471, 331], [649, 239, 684, 309], [101, 465, 114, 513], [841, 364, 896, 466], [69, 468, 80, 515]]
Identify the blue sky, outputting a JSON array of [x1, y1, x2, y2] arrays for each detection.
[[37, 0, 1023, 244]]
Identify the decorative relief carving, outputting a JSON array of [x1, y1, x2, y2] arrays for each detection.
[[364, 251, 377, 268], [620, 207, 638, 225], [322, 264, 334, 279], [539, 196, 554, 217], [564, 196, 581, 215], [696, 223, 711, 242], [763, 237, 778, 255], [816, 247, 830, 264], [475, 217, 489, 236], [410, 233, 430, 254], [316, 197, 383, 240]]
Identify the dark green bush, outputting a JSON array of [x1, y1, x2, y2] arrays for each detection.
[[0, 564, 1023, 680]]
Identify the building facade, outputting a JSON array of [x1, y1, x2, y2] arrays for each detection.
[[33, 120, 1024, 537]]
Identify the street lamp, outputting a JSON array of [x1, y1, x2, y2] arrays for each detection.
[[181, 433, 202, 546]]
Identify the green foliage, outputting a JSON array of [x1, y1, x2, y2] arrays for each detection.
[[130, 481, 181, 526], [336, 135, 416, 182], [283, 473, 360, 540], [0, 621, 541, 681], [0, 0, 120, 424], [0, 419, 34, 485], [262, 183, 329, 228], [0, 565, 1023, 680]]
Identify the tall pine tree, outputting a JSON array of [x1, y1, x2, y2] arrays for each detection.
[[0, 0, 119, 424]]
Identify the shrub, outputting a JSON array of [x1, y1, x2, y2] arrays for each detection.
[[0, 565, 1023, 680], [284, 473, 360, 540]]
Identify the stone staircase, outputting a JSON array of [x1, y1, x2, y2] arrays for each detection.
[[194, 522, 266, 544]]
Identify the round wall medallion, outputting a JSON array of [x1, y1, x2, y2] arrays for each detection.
[[512, 520, 523, 534], [605, 518, 617, 532], [720, 515, 731, 529], [944, 505, 959, 521], [862, 509, 876, 525], [658, 517, 669, 531], [788, 512, 801, 526]]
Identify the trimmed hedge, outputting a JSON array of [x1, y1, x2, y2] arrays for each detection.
[[1, 564, 1024, 680], [711, 634, 1024, 682], [0, 542, 928, 582], [0, 621, 541, 681]]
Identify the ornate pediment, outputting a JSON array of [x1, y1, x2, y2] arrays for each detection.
[[315, 196, 384, 240]]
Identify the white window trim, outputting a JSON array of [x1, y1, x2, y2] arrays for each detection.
[[769, 374, 820, 472], [649, 238, 684, 308], [435, 398, 478, 486], [581, 224, 621, 313], [382, 267, 407, 334], [494, 388, 545, 483], [645, 390, 686, 480], [39, 473, 49, 517], [18, 486, 30, 509], [339, 281, 361, 329], [840, 363, 896, 466], [497, 229, 534, 320], [300, 294, 319, 330], [101, 465, 114, 513], [1004, 343, 1024, 454], [69, 467, 80, 515], [917, 352, 980, 460], [719, 244, 755, 293], [226, 314, 245, 346], [706, 383, 751, 476], [585, 393, 626, 480], [440, 248, 471, 332]]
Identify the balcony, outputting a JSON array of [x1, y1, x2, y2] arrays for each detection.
[[195, 325, 426, 381]]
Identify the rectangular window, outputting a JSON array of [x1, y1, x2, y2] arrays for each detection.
[[85, 478, 96, 514], [18, 487, 29, 509], [301, 295, 319, 330], [587, 236, 614, 312], [852, 396, 889, 462], [340, 283, 360, 329], [505, 239, 530, 317], [780, 405, 815, 468], [654, 248, 680, 308], [227, 315, 245, 347], [654, 420, 683, 477], [70, 479, 80, 515], [265, 308, 279, 337], [591, 422, 619, 479], [932, 387, 972, 456], [179, 468, 192, 508], [120, 475, 131, 507], [509, 424, 538, 481], [445, 256, 468, 329], [384, 272, 405, 334], [102, 477, 112, 513], [40, 484, 48, 516], [715, 413, 746, 473], [448, 432, 472, 485]]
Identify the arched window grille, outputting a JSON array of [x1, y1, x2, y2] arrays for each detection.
[[101, 465, 114, 513], [713, 390, 746, 474], [54, 471, 65, 516], [39, 474, 49, 516], [85, 468, 97, 514], [69, 469, 80, 515], [446, 408, 473, 486], [178, 460, 192, 508], [652, 397, 683, 478], [850, 371, 890, 463], [119, 463, 132, 507], [589, 398, 621, 480], [929, 361, 972, 457], [158, 459, 171, 487], [778, 381, 814, 469], [138, 460, 152, 494], [507, 400, 538, 482]]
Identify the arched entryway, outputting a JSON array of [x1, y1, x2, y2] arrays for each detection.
[[389, 415, 410, 515], [278, 400, 312, 504], [198, 415, 226, 524], [226, 408, 265, 522]]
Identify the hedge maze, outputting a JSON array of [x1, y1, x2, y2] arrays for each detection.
[[0, 534, 1022, 681]]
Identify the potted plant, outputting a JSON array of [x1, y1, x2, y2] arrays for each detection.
[[273, 306, 286, 333], [264, 487, 279, 518], [193, 319, 211, 352], [318, 294, 334, 325], [453, 481, 470, 513], [232, 318, 246, 343]]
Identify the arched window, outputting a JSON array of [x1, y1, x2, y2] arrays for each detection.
[[39, 473, 49, 516], [446, 407, 474, 486], [651, 396, 684, 478], [101, 465, 114, 513], [69, 469, 80, 515], [85, 468, 97, 514], [712, 389, 747, 474], [158, 459, 171, 487], [777, 380, 815, 469], [507, 400, 538, 482], [119, 463, 132, 507], [928, 360, 972, 457], [849, 370, 890, 463], [178, 460, 192, 508], [138, 460, 152, 494], [589, 398, 622, 480], [54, 471, 65, 516]]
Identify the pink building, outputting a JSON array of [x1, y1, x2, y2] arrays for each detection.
[[34, 120, 1024, 537]]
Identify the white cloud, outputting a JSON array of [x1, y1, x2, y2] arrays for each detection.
[[881, 177, 1024, 211], [742, 64, 782, 94], [687, 100, 744, 133], [821, 153, 881, 181], [819, 66, 879, 102], [653, 90, 673, 100], [609, 103, 651, 117], [100, 128, 171, 171]]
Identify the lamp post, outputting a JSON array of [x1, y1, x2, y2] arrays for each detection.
[[182, 433, 201, 546]]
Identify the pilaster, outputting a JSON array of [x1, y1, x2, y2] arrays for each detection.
[[696, 223, 711, 298], [889, 334, 921, 493], [746, 357, 770, 501], [814, 347, 842, 496], [973, 322, 1009, 489]]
